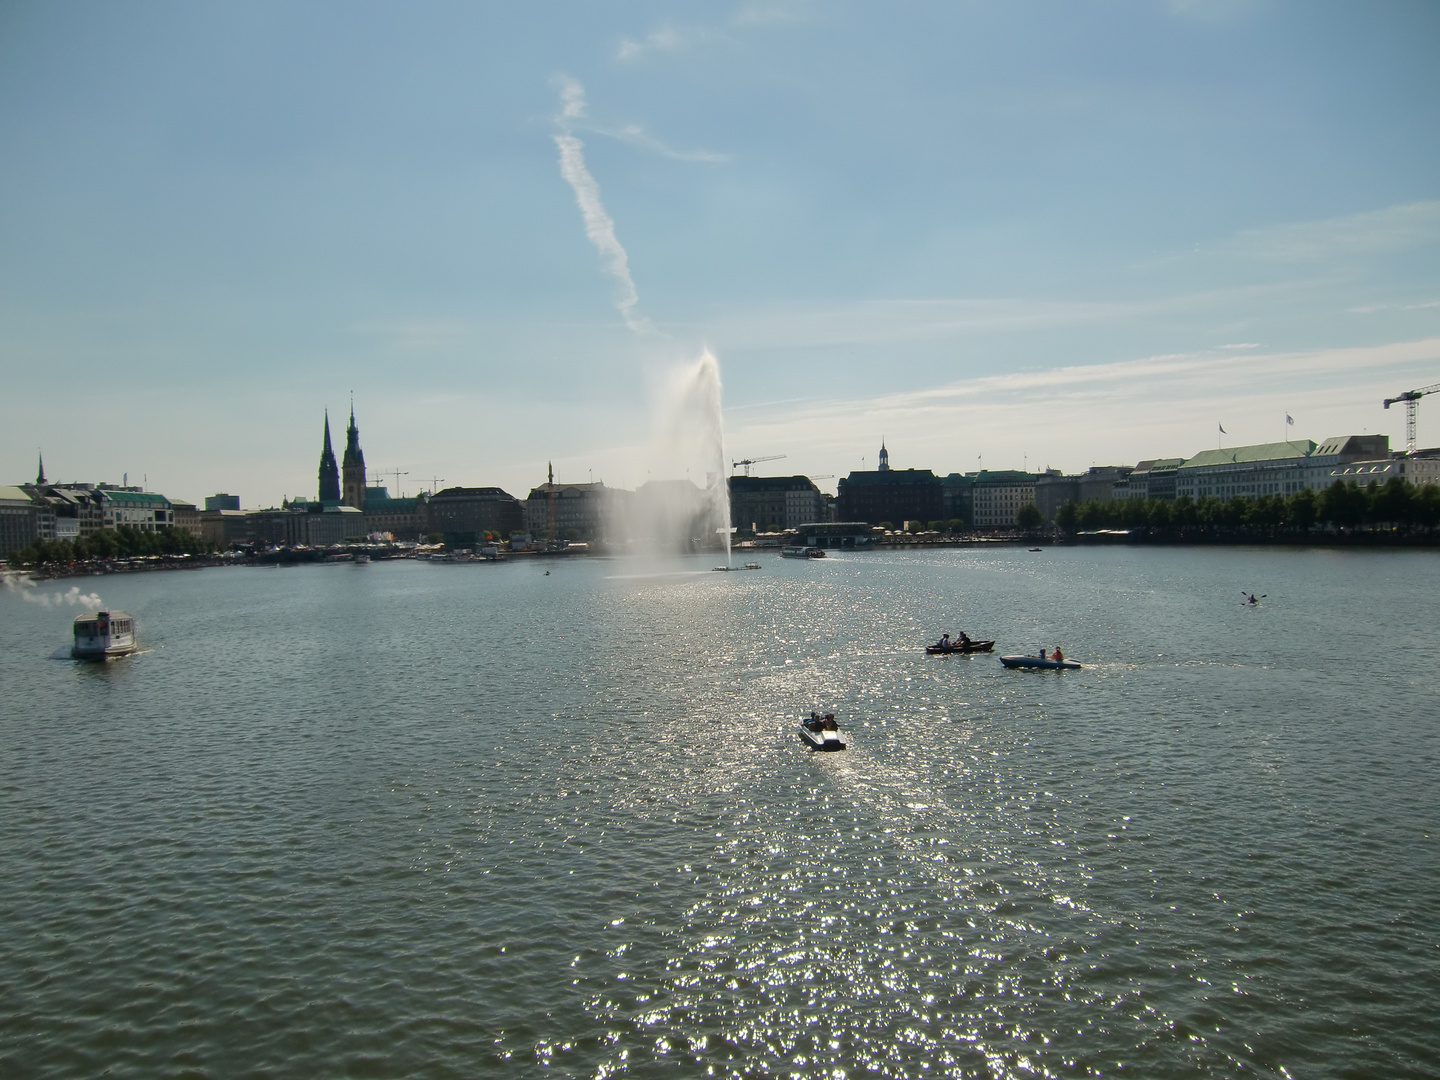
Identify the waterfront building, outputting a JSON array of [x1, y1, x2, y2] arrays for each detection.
[[363, 488, 428, 541], [1331, 447, 1440, 488], [199, 509, 253, 547], [59, 487, 102, 537], [0, 485, 39, 557], [1125, 459, 1185, 501], [1034, 473, 1080, 524], [341, 408, 366, 511], [838, 445, 943, 527], [1174, 435, 1388, 501], [970, 470, 1039, 530], [170, 501, 200, 536], [427, 486, 524, 547], [1079, 466, 1131, 502], [99, 487, 173, 532], [941, 473, 974, 525], [523, 479, 616, 542], [248, 508, 306, 547], [205, 494, 241, 511], [794, 522, 874, 549], [306, 505, 366, 546], [728, 475, 826, 534]]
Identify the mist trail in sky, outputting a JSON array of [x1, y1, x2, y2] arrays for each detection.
[[553, 78, 653, 335]]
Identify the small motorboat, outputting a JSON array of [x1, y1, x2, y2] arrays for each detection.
[[926, 639, 995, 654], [798, 713, 846, 751], [1000, 654, 1081, 670]]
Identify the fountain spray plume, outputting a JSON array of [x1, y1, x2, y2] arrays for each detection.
[[677, 351, 732, 565], [612, 350, 732, 560]]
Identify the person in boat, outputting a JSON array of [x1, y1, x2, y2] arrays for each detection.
[[807, 711, 824, 731], [821, 714, 838, 731], [958, 631, 972, 646], [1051, 647, 1064, 662], [935, 633, 950, 649], [1246, 593, 1258, 605]]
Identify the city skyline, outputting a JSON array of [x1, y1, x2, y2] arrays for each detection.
[[2, 3, 1438, 506]]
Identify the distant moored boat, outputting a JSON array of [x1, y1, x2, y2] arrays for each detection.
[[781, 546, 826, 559]]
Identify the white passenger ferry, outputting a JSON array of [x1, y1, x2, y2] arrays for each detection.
[[72, 610, 138, 660]]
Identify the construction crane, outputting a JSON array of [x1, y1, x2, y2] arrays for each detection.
[[731, 454, 786, 476], [371, 467, 409, 497], [1383, 381, 1440, 454]]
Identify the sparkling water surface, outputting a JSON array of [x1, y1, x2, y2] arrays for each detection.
[[1, 547, 1436, 1078]]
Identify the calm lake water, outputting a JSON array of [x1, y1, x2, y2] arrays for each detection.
[[1, 546, 1437, 1079]]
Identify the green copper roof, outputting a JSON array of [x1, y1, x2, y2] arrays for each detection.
[[1179, 441, 1315, 469], [100, 490, 171, 505]]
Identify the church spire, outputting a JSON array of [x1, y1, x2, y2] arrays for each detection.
[[878, 439, 890, 472], [36, 450, 46, 486], [341, 400, 366, 511], [318, 411, 341, 503]]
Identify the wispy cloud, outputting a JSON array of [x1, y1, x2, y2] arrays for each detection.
[[690, 281, 1314, 353], [616, 25, 693, 62], [593, 122, 729, 163], [616, 4, 810, 62], [1349, 298, 1440, 314], [1221, 200, 1440, 263], [721, 337, 1440, 471], [552, 77, 653, 336]]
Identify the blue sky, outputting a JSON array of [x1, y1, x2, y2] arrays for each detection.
[[2, 1, 1438, 505]]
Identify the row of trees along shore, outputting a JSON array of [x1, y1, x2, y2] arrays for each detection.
[[8, 526, 216, 568], [1050, 478, 1440, 534]]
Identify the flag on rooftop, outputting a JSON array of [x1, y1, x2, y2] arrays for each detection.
[[1286, 414, 1294, 426]]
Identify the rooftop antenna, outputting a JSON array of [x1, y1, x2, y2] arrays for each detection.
[[547, 460, 556, 539]]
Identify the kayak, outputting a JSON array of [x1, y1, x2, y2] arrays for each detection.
[[926, 640, 995, 654], [798, 719, 846, 751], [1000, 655, 1081, 670]]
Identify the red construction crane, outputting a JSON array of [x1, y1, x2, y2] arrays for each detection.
[[1383, 381, 1440, 454]]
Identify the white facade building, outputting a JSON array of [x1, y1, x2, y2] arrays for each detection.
[[970, 471, 1038, 529], [1174, 436, 1389, 501]]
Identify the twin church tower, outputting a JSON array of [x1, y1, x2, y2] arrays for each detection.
[[317, 407, 367, 510]]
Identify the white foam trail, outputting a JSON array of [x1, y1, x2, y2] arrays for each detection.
[[553, 78, 654, 335]]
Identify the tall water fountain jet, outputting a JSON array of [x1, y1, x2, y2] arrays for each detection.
[[616, 350, 732, 561]]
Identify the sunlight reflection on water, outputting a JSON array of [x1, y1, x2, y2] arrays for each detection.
[[1, 547, 1437, 1078]]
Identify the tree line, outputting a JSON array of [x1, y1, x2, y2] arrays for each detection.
[[1052, 478, 1440, 534], [8, 526, 217, 567]]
